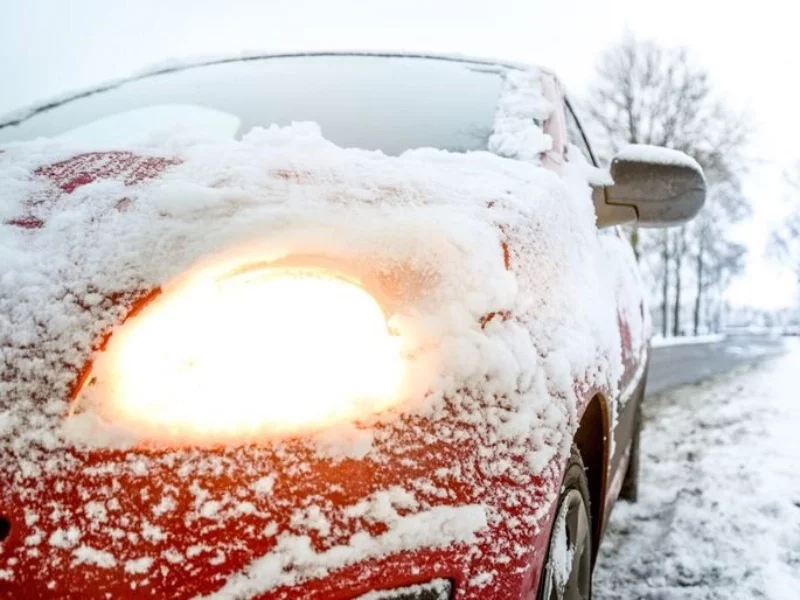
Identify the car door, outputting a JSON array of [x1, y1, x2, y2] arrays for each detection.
[[564, 101, 649, 502]]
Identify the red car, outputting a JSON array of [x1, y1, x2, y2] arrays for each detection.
[[0, 53, 704, 599]]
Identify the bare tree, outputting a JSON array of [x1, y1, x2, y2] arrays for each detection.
[[770, 163, 800, 281], [586, 33, 751, 336], [660, 231, 670, 336], [689, 180, 749, 334], [672, 227, 686, 336]]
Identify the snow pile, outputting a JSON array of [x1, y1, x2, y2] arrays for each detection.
[[595, 341, 800, 599], [0, 111, 624, 595]]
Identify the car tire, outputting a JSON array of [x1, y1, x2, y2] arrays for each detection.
[[618, 400, 642, 502], [538, 445, 593, 600]]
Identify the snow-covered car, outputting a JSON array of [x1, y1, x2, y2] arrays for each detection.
[[0, 53, 705, 599]]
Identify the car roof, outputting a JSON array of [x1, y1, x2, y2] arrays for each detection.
[[0, 51, 553, 131]]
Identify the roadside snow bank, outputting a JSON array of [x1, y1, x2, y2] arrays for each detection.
[[650, 333, 725, 348], [595, 341, 800, 599]]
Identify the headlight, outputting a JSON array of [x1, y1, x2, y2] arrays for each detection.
[[73, 264, 405, 443]]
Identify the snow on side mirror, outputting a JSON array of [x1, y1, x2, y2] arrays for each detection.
[[594, 145, 706, 229]]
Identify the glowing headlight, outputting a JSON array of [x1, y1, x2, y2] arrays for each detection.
[[74, 266, 405, 442]]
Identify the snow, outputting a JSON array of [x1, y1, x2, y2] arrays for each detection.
[[200, 504, 487, 599], [615, 144, 703, 173], [651, 333, 726, 347], [0, 70, 628, 594], [251, 475, 276, 496], [72, 545, 117, 569], [548, 502, 573, 593], [48, 527, 81, 549], [124, 556, 154, 574], [488, 69, 553, 161], [354, 578, 451, 600], [595, 341, 800, 599]]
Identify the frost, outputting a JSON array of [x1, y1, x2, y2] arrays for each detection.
[[84, 501, 108, 523], [72, 545, 116, 569], [200, 504, 487, 598], [124, 556, 154, 574], [48, 527, 81, 549], [355, 579, 451, 600], [141, 521, 166, 543], [290, 505, 331, 536], [152, 494, 176, 516], [251, 475, 276, 496], [199, 500, 222, 519], [468, 571, 494, 587]]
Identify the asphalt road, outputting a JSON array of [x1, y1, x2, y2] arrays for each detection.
[[646, 334, 788, 396]]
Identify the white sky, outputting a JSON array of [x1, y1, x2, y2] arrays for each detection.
[[2, 0, 798, 308]]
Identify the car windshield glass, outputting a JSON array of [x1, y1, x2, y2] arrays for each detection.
[[0, 55, 509, 155]]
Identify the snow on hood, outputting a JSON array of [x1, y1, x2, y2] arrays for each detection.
[[0, 122, 623, 594]]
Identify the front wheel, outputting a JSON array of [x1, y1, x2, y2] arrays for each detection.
[[538, 446, 592, 600]]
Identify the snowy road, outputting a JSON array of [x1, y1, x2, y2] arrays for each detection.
[[647, 334, 787, 396], [594, 339, 800, 599]]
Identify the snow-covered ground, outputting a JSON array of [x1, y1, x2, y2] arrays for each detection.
[[650, 334, 726, 348], [594, 339, 800, 599]]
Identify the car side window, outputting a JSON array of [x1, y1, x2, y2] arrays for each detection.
[[564, 101, 597, 167]]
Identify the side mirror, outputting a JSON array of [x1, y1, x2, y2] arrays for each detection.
[[594, 145, 706, 228]]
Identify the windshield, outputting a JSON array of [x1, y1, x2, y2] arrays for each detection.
[[0, 55, 510, 155]]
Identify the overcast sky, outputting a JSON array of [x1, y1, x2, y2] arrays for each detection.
[[2, 0, 798, 309]]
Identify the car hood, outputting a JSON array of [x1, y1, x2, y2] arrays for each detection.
[[0, 125, 623, 598]]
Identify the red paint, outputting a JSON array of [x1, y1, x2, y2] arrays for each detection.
[[6, 215, 44, 229], [4, 152, 180, 229], [34, 151, 181, 194]]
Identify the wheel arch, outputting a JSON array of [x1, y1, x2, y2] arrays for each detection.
[[572, 392, 611, 565]]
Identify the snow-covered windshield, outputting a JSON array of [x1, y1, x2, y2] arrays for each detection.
[[0, 55, 508, 154]]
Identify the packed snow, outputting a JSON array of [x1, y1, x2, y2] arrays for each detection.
[[594, 341, 800, 599], [614, 144, 703, 173], [0, 62, 636, 597]]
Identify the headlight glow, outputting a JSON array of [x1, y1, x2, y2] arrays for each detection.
[[74, 265, 406, 442]]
